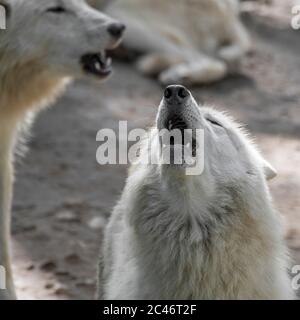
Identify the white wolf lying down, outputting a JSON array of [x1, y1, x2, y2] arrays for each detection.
[[98, 85, 293, 299], [0, 0, 125, 300], [92, 0, 251, 85]]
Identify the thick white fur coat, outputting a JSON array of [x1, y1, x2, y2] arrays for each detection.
[[99, 93, 293, 299]]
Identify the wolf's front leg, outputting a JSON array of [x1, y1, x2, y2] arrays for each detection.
[[218, 17, 251, 69], [136, 53, 185, 77], [0, 157, 16, 300], [159, 56, 227, 86]]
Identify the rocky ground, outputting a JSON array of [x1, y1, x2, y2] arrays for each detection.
[[11, 2, 300, 299]]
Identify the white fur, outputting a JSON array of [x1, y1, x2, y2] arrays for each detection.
[[98, 88, 294, 300], [0, 0, 123, 300], [94, 0, 251, 85]]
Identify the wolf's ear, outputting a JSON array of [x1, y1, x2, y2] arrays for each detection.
[[262, 159, 277, 181], [86, 0, 113, 10]]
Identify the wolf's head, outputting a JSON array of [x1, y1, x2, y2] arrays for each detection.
[[155, 85, 276, 191], [0, 0, 125, 80]]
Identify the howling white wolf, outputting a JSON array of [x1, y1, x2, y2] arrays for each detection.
[[93, 0, 251, 85], [98, 85, 293, 299], [0, 0, 125, 300]]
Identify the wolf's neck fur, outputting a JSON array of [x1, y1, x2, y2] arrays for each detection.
[[130, 167, 288, 299], [0, 50, 70, 118]]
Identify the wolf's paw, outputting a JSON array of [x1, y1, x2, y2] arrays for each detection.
[[159, 61, 227, 86], [137, 56, 161, 76], [159, 63, 198, 86], [219, 46, 244, 70], [137, 54, 180, 77]]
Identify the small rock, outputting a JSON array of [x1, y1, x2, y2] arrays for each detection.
[[64, 197, 85, 207], [76, 279, 94, 288], [56, 210, 78, 222], [65, 253, 81, 264], [55, 270, 70, 277], [40, 261, 57, 272], [54, 285, 68, 296], [26, 264, 35, 271], [88, 216, 107, 230], [22, 225, 37, 232], [45, 282, 54, 290]]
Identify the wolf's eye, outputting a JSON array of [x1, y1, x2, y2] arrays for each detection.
[[46, 6, 66, 14], [207, 118, 223, 127]]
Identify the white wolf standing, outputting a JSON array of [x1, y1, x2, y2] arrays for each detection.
[[93, 0, 251, 85], [0, 0, 125, 300], [98, 85, 294, 299]]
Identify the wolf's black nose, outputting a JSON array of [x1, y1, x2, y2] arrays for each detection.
[[164, 85, 190, 102], [107, 23, 126, 38]]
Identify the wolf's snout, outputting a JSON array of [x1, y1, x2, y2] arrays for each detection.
[[107, 23, 126, 39], [164, 85, 190, 103]]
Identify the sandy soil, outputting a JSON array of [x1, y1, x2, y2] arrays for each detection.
[[11, 3, 300, 299]]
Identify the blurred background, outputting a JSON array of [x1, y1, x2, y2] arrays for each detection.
[[11, 0, 300, 299]]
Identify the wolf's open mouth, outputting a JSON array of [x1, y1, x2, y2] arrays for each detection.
[[163, 115, 197, 157], [80, 51, 112, 77], [165, 115, 188, 132]]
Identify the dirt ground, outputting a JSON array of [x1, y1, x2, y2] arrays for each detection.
[[11, 2, 300, 299]]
